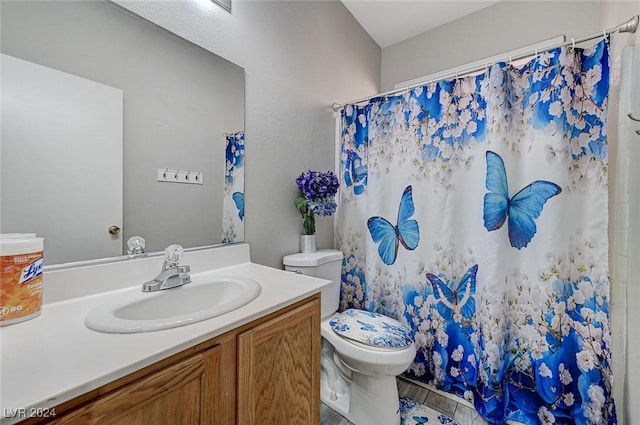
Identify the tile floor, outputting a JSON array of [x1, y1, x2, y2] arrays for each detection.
[[321, 377, 489, 425]]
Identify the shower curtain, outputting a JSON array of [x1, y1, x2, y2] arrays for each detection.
[[337, 39, 616, 425]]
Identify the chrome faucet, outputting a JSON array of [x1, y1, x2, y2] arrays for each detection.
[[142, 244, 191, 292]]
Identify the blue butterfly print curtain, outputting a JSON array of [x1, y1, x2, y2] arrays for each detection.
[[337, 39, 616, 425], [222, 131, 245, 243]]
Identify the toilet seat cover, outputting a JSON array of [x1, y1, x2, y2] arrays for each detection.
[[329, 309, 413, 349]]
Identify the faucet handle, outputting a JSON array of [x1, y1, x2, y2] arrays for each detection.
[[163, 244, 184, 267], [127, 236, 146, 256]]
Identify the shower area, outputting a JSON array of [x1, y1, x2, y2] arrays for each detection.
[[332, 12, 639, 425]]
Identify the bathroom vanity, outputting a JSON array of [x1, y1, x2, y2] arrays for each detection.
[[0, 244, 327, 425]]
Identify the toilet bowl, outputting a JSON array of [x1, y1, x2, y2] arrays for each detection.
[[283, 250, 416, 425], [321, 311, 416, 424]]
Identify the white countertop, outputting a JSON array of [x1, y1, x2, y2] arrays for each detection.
[[0, 244, 330, 424]]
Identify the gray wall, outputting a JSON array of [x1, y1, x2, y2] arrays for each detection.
[[117, 0, 381, 268], [1, 0, 245, 255], [381, 1, 600, 90]]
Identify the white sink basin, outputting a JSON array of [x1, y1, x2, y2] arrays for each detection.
[[85, 275, 261, 333]]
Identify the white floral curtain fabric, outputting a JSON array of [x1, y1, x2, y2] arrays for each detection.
[[337, 40, 616, 424], [221, 131, 244, 243]]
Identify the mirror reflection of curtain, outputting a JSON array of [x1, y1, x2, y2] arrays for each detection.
[[221, 132, 245, 243], [337, 39, 616, 424]]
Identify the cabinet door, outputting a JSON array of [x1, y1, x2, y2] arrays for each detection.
[[51, 345, 224, 425], [237, 298, 320, 425]]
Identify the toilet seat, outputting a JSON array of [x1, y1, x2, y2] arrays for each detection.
[[321, 315, 415, 370], [329, 309, 413, 349]]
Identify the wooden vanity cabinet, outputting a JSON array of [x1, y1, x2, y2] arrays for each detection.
[[237, 298, 320, 425], [50, 342, 232, 425], [28, 295, 319, 425]]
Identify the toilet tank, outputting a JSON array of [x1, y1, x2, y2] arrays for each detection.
[[283, 249, 343, 319]]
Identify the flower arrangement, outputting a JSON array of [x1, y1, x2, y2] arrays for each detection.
[[295, 170, 340, 235]]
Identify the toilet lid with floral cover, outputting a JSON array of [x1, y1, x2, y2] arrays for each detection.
[[329, 309, 413, 349]]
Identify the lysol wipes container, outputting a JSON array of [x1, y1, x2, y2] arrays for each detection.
[[0, 234, 44, 325]]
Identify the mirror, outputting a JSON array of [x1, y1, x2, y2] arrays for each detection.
[[0, 0, 245, 265]]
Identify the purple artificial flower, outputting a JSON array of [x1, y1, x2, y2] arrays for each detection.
[[294, 170, 340, 234], [296, 170, 339, 203]]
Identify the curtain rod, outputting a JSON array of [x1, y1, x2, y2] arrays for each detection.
[[223, 131, 244, 137], [331, 15, 639, 112]]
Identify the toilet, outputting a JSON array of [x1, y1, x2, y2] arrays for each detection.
[[283, 249, 416, 425]]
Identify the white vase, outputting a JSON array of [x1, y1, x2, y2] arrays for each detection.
[[300, 234, 317, 253]]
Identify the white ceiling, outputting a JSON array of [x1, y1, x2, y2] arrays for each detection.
[[341, 0, 503, 48]]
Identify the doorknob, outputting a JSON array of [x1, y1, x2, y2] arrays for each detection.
[[108, 225, 121, 235]]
